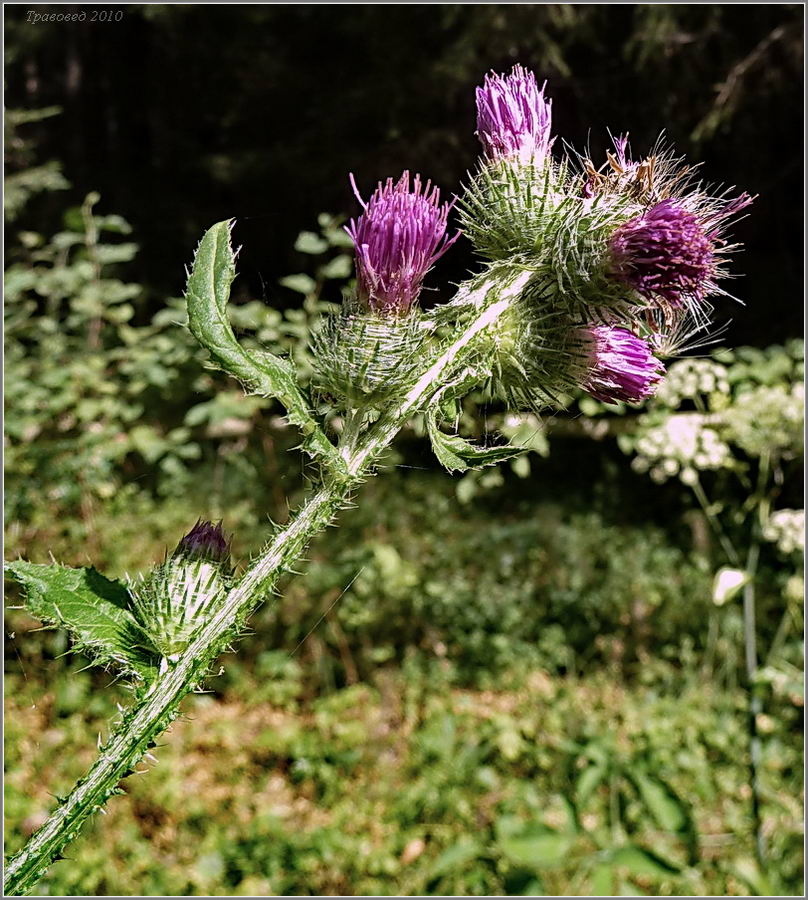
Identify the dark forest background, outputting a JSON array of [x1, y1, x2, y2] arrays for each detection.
[[5, 4, 804, 345]]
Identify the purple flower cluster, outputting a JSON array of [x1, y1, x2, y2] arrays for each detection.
[[581, 325, 664, 404], [346, 171, 459, 315], [475, 64, 554, 163], [609, 200, 718, 305], [178, 520, 230, 562]]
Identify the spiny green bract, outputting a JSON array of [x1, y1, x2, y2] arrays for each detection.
[[311, 307, 434, 409], [455, 156, 664, 411], [459, 155, 640, 316]]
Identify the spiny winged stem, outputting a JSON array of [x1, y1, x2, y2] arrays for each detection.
[[3, 271, 519, 897]]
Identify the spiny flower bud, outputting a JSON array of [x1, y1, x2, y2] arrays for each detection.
[[130, 521, 233, 658], [476, 64, 554, 163], [178, 519, 230, 561], [580, 325, 664, 404], [346, 171, 459, 315]]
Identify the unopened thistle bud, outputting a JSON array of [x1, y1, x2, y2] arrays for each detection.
[[476, 64, 554, 163], [346, 170, 459, 316], [579, 325, 664, 404], [178, 519, 230, 561], [130, 520, 233, 658]]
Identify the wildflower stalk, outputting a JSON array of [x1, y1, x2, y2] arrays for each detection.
[[3, 272, 517, 897], [689, 468, 767, 868]]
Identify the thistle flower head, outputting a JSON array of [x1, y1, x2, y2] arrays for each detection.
[[346, 171, 459, 315], [177, 519, 230, 563], [580, 325, 664, 404], [475, 64, 554, 163], [609, 200, 717, 306]]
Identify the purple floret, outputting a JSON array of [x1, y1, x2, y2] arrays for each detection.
[[609, 200, 716, 305], [581, 326, 664, 404], [179, 520, 230, 562], [476, 64, 554, 163], [346, 171, 459, 315]]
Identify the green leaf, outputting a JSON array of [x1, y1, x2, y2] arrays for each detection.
[[609, 845, 679, 878], [319, 254, 353, 280], [5, 560, 159, 681], [576, 763, 606, 806], [294, 231, 329, 254], [426, 407, 524, 473], [590, 863, 615, 896], [731, 856, 774, 896], [279, 273, 317, 295], [185, 221, 342, 470], [631, 772, 688, 832], [578, 396, 602, 417], [498, 824, 572, 869], [430, 837, 481, 878]]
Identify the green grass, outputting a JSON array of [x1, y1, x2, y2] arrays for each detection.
[[5, 467, 804, 895], [5, 641, 803, 896]]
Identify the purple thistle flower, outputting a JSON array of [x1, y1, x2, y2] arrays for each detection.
[[177, 519, 230, 562], [581, 325, 664, 404], [700, 191, 755, 234], [475, 64, 554, 163], [609, 200, 717, 305], [346, 171, 459, 315], [610, 134, 631, 170]]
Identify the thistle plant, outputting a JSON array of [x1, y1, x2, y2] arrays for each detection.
[[4, 65, 753, 894]]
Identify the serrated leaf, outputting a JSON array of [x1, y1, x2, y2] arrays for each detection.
[[609, 845, 679, 877], [426, 406, 524, 473], [185, 221, 342, 470], [5, 560, 160, 680]]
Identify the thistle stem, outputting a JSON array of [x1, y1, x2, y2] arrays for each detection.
[[4, 279, 516, 896]]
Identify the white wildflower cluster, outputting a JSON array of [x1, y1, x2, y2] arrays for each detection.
[[631, 412, 731, 484], [762, 509, 805, 557], [655, 358, 730, 407], [724, 382, 804, 460]]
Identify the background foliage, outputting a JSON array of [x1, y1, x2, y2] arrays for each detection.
[[4, 5, 803, 896]]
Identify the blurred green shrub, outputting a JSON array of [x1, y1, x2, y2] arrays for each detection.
[[263, 475, 713, 686], [4, 112, 354, 566]]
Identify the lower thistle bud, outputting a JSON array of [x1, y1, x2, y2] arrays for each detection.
[[130, 521, 232, 658], [579, 325, 664, 404]]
